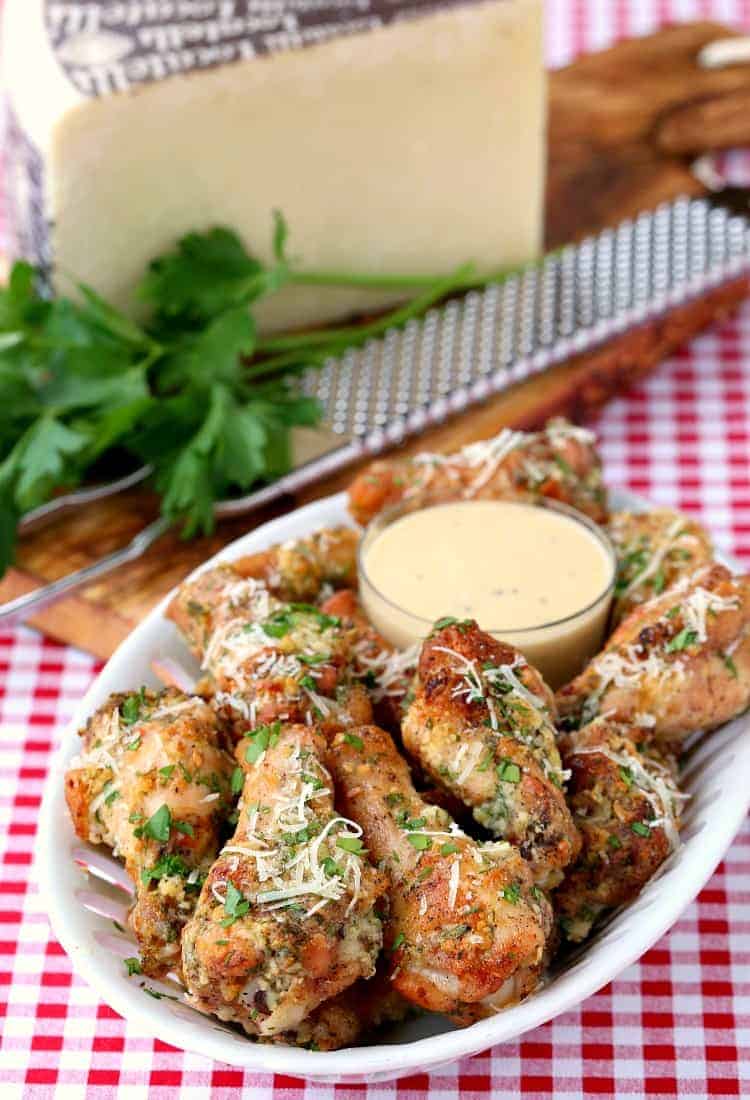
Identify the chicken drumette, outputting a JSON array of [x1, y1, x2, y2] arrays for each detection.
[[232, 527, 359, 602], [168, 571, 371, 739], [555, 717, 685, 942], [609, 509, 713, 626], [401, 621, 579, 887], [65, 689, 234, 977], [557, 563, 750, 742], [348, 419, 608, 527], [328, 724, 553, 1022], [181, 724, 385, 1038]]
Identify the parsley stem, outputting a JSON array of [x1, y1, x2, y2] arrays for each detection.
[[248, 264, 476, 375]]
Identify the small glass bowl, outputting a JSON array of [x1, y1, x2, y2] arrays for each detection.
[[357, 496, 617, 689]]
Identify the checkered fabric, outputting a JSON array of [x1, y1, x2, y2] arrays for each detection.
[[2, 1, 750, 1096]]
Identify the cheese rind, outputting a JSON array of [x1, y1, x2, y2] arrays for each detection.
[[4, 0, 546, 334]]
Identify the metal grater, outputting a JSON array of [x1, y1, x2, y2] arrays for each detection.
[[297, 196, 749, 453], [3, 196, 750, 626]]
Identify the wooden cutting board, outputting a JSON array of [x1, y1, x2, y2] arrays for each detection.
[[4, 20, 750, 659]]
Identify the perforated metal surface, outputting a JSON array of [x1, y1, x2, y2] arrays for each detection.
[[298, 198, 750, 452]]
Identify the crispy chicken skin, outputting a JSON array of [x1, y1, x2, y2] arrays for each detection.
[[64, 689, 234, 977], [555, 718, 684, 942], [557, 563, 750, 742], [609, 509, 713, 627], [328, 725, 553, 1021], [347, 419, 608, 527], [232, 527, 359, 602], [168, 571, 371, 739], [274, 966, 412, 1050], [401, 621, 580, 887], [181, 724, 386, 1039], [168, 527, 358, 660], [320, 588, 417, 732]]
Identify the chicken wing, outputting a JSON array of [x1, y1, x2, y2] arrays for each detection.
[[328, 724, 553, 1021], [232, 527, 359, 602], [181, 724, 386, 1038], [557, 563, 750, 742], [401, 621, 579, 887], [348, 419, 608, 527], [168, 572, 371, 739], [609, 509, 713, 626], [555, 717, 685, 942], [64, 689, 234, 977]]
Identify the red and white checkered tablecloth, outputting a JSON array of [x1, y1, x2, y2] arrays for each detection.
[[2, 1, 750, 1096]]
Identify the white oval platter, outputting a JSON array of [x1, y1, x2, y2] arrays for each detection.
[[37, 489, 750, 1083]]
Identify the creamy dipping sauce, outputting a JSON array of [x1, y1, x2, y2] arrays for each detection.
[[359, 500, 616, 688]]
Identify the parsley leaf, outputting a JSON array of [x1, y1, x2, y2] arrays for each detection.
[[221, 882, 251, 927]]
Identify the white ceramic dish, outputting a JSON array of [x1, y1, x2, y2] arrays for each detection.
[[37, 489, 750, 1083]]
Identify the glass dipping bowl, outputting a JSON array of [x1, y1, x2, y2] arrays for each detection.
[[357, 496, 617, 689]]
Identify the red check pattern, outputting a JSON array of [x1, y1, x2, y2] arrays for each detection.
[[2, 1, 750, 1095]]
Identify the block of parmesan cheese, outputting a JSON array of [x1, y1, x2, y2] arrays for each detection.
[[3, 0, 546, 334]]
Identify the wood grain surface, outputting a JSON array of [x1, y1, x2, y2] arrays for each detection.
[[4, 21, 750, 657]]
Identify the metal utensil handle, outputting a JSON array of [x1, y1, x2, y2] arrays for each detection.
[[0, 517, 171, 628], [18, 465, 152, 535]]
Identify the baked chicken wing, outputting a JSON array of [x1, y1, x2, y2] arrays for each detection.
[[65, 689, 234, 977], [555, 717, 685, 942], [609, 509, 713, 626], [402, 621, 579, 887], [557, 563, 750, 742], [181, 724, 385, 1038], [328, 724, 553, 1022], [168, 572, 371, 738], [348, 419, 608, 527], [232, 527, 359, 602]]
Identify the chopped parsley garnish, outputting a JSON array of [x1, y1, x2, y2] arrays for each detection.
[[337, 836, 366, 855], [631, 821, 651, 838], [503, 882, 521, 905], [263, 604, 340, 638], [120, 688, 147, 726], [322, 857, 343, 878], [104, 788, 120, 806], [665, 628, 698, 653], [651, 569, 666, 595], [140, 853, 189, 884], [135, 803, 171, 842], [173, 820, 194, 837], [443, 923, 470, 939], [608, 834, 622, 850], [417, 866, 433, 882], [477, 751, 493, 773], [497, 759, 521, 784], [392, 932, 405, 950], [666, 605, 681, 618], [221, 882, 251, 927], [300, 772, 324, 791], [432, 616, 459, 631], [618, 765, 634, 789], [124, 957, 142, 976], [385, 792, 404, 806], [406, 834, 432, 851], [230, 766, 244, 795], [723, 652, 738, 679], [441, 842, 460, 856], [299, 674, 317, 692], [245, 722, 281, 764], [298, 653, 330, 666], [158, 765, 175, 781], [403, 817, 426, 831], [126, 735, 142, 751], [344, 733, 363, 751]]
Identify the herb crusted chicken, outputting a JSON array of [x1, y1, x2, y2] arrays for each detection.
[[181, 724, 386, 1038], [347, 419, 608, 527], [402, 620, 580, 887], [328, 724, 553, 1022], [65, 689, 234, 978]]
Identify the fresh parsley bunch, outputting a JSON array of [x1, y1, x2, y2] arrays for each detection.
[[0, 215, 318, 571], [0, 212, 515, 575]]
